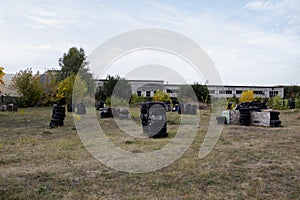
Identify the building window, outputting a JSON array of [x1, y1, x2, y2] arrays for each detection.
[[254, 91, 264, 95], [219, 90, 226, 94], [209, 90, 215, 94], [226, 90, 232, 94], [137, 91, 141, 96], [236, 90, 243, 94], [166, 89, 172, 93], [269, 91, 278, 97], [146, 91, 151, 97]]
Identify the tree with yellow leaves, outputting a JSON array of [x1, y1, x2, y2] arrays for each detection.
[[239, 90, 254, 102], [0, 66, 5, 85], [153, 89, 171, 103]]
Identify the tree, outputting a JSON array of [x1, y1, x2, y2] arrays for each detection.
[[57, 47, 88, 81], [57, 47, 95, 95], [153, 89, 171, 103], [56, 75, 87, 104], [0, 66, 5, 85], [96, 75, 132, 101], [130, 94, 145, 104], [177, 83, 209, 103], [12, 68, 43, 107], [239, 90, 254, 102], [191, 82, 210, 103], [41, 70, 58, 105]]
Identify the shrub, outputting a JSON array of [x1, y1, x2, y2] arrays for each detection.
[[239, 90, 254, 102], [130, 94, 145, 104], [153, 89, 171, 103]]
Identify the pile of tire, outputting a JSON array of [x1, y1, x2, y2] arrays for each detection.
[[49, 106, 66, 128], [76, 102, 86, 115], [239, 108, 250, 126], [67, 103, 75, 112], [270, 111, 281, 127]]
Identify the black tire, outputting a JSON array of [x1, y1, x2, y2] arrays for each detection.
[[53, 106, 65, 112]]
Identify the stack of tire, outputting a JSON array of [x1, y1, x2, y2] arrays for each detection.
[[270, 111, 281, 127], [76, 102, 86, 115], [239, 108, 250, 126], [67, 103, 75, 112], [49, 106, 66, 128]]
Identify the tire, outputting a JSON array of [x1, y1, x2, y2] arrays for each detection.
[[53, 106, 65, 112]]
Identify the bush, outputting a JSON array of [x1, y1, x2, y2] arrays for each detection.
[[239, 90, 254, 103], [153, 89, 171, 103], [12, 68, 43, 107], [270, 95, 288, 110], [130, 94, 145, 104]]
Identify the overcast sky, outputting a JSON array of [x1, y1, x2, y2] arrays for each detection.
[[0, 0, 299, 85]]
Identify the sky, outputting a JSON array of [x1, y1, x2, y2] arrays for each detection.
[[0, 0, 299, 85]]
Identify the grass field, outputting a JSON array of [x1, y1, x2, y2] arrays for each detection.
[[0, 107, 299, 199]]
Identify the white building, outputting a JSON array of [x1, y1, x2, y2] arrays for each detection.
[[95, 79, 284, 99]]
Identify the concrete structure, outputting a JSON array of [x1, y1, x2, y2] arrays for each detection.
[[208, 85, 284, 98], [95, 79, 284, 99]]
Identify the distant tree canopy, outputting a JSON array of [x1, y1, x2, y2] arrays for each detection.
[[57, 47, 88, 81], [57, 47, 95, 96], [0, 66, 5, 85], [177, 82, 209, 103], [284, 86, 300, 100], [191, 82, 210, 103], [96, 75, 132, 102], [12, 68, 43, 107]]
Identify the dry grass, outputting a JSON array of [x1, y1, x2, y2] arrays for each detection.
[[0, 107, 299, 199]]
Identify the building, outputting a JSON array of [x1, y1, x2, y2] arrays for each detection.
[[96, 79, 284, 99], [207, 85, 284, 98]]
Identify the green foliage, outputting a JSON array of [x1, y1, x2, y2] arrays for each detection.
[[57, 47, 88, 81], [269, 95, 288, 110], [177, 85, 198, 103], [191, 82, 210, 103], [109, 96, 129, 107], [253, 96, 263, 102], [41, 70, 58, 105], [284, 86, 300, 100], [96, 75, 132, 103], [239, 90, 254, 102], [56, 75, 87, 104], [12, 68, 43, 107], [153, 89, 171, 103], [57, 47, 94, 95], [177, 83, 209, 103], [295, 95, 300, 109], [130, 94, 145, 104]]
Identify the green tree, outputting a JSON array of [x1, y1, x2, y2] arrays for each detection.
[[130, 94, 145, 104], [191, 82, 210, 103], [41, 70, 58, 105], [96, 75, 132, 101], [239, 90, 254, 103], [57, 47, 95, 95], [57, 47, 88, 81], [56, 75, 87, 104], [12, 68, 43, 107], [153, 89, 171, 103]]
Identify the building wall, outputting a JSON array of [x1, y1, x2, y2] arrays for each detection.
[[95, 79, 285, 99]]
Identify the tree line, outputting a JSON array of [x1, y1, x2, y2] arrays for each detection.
[[8, 46, 210, 107]]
